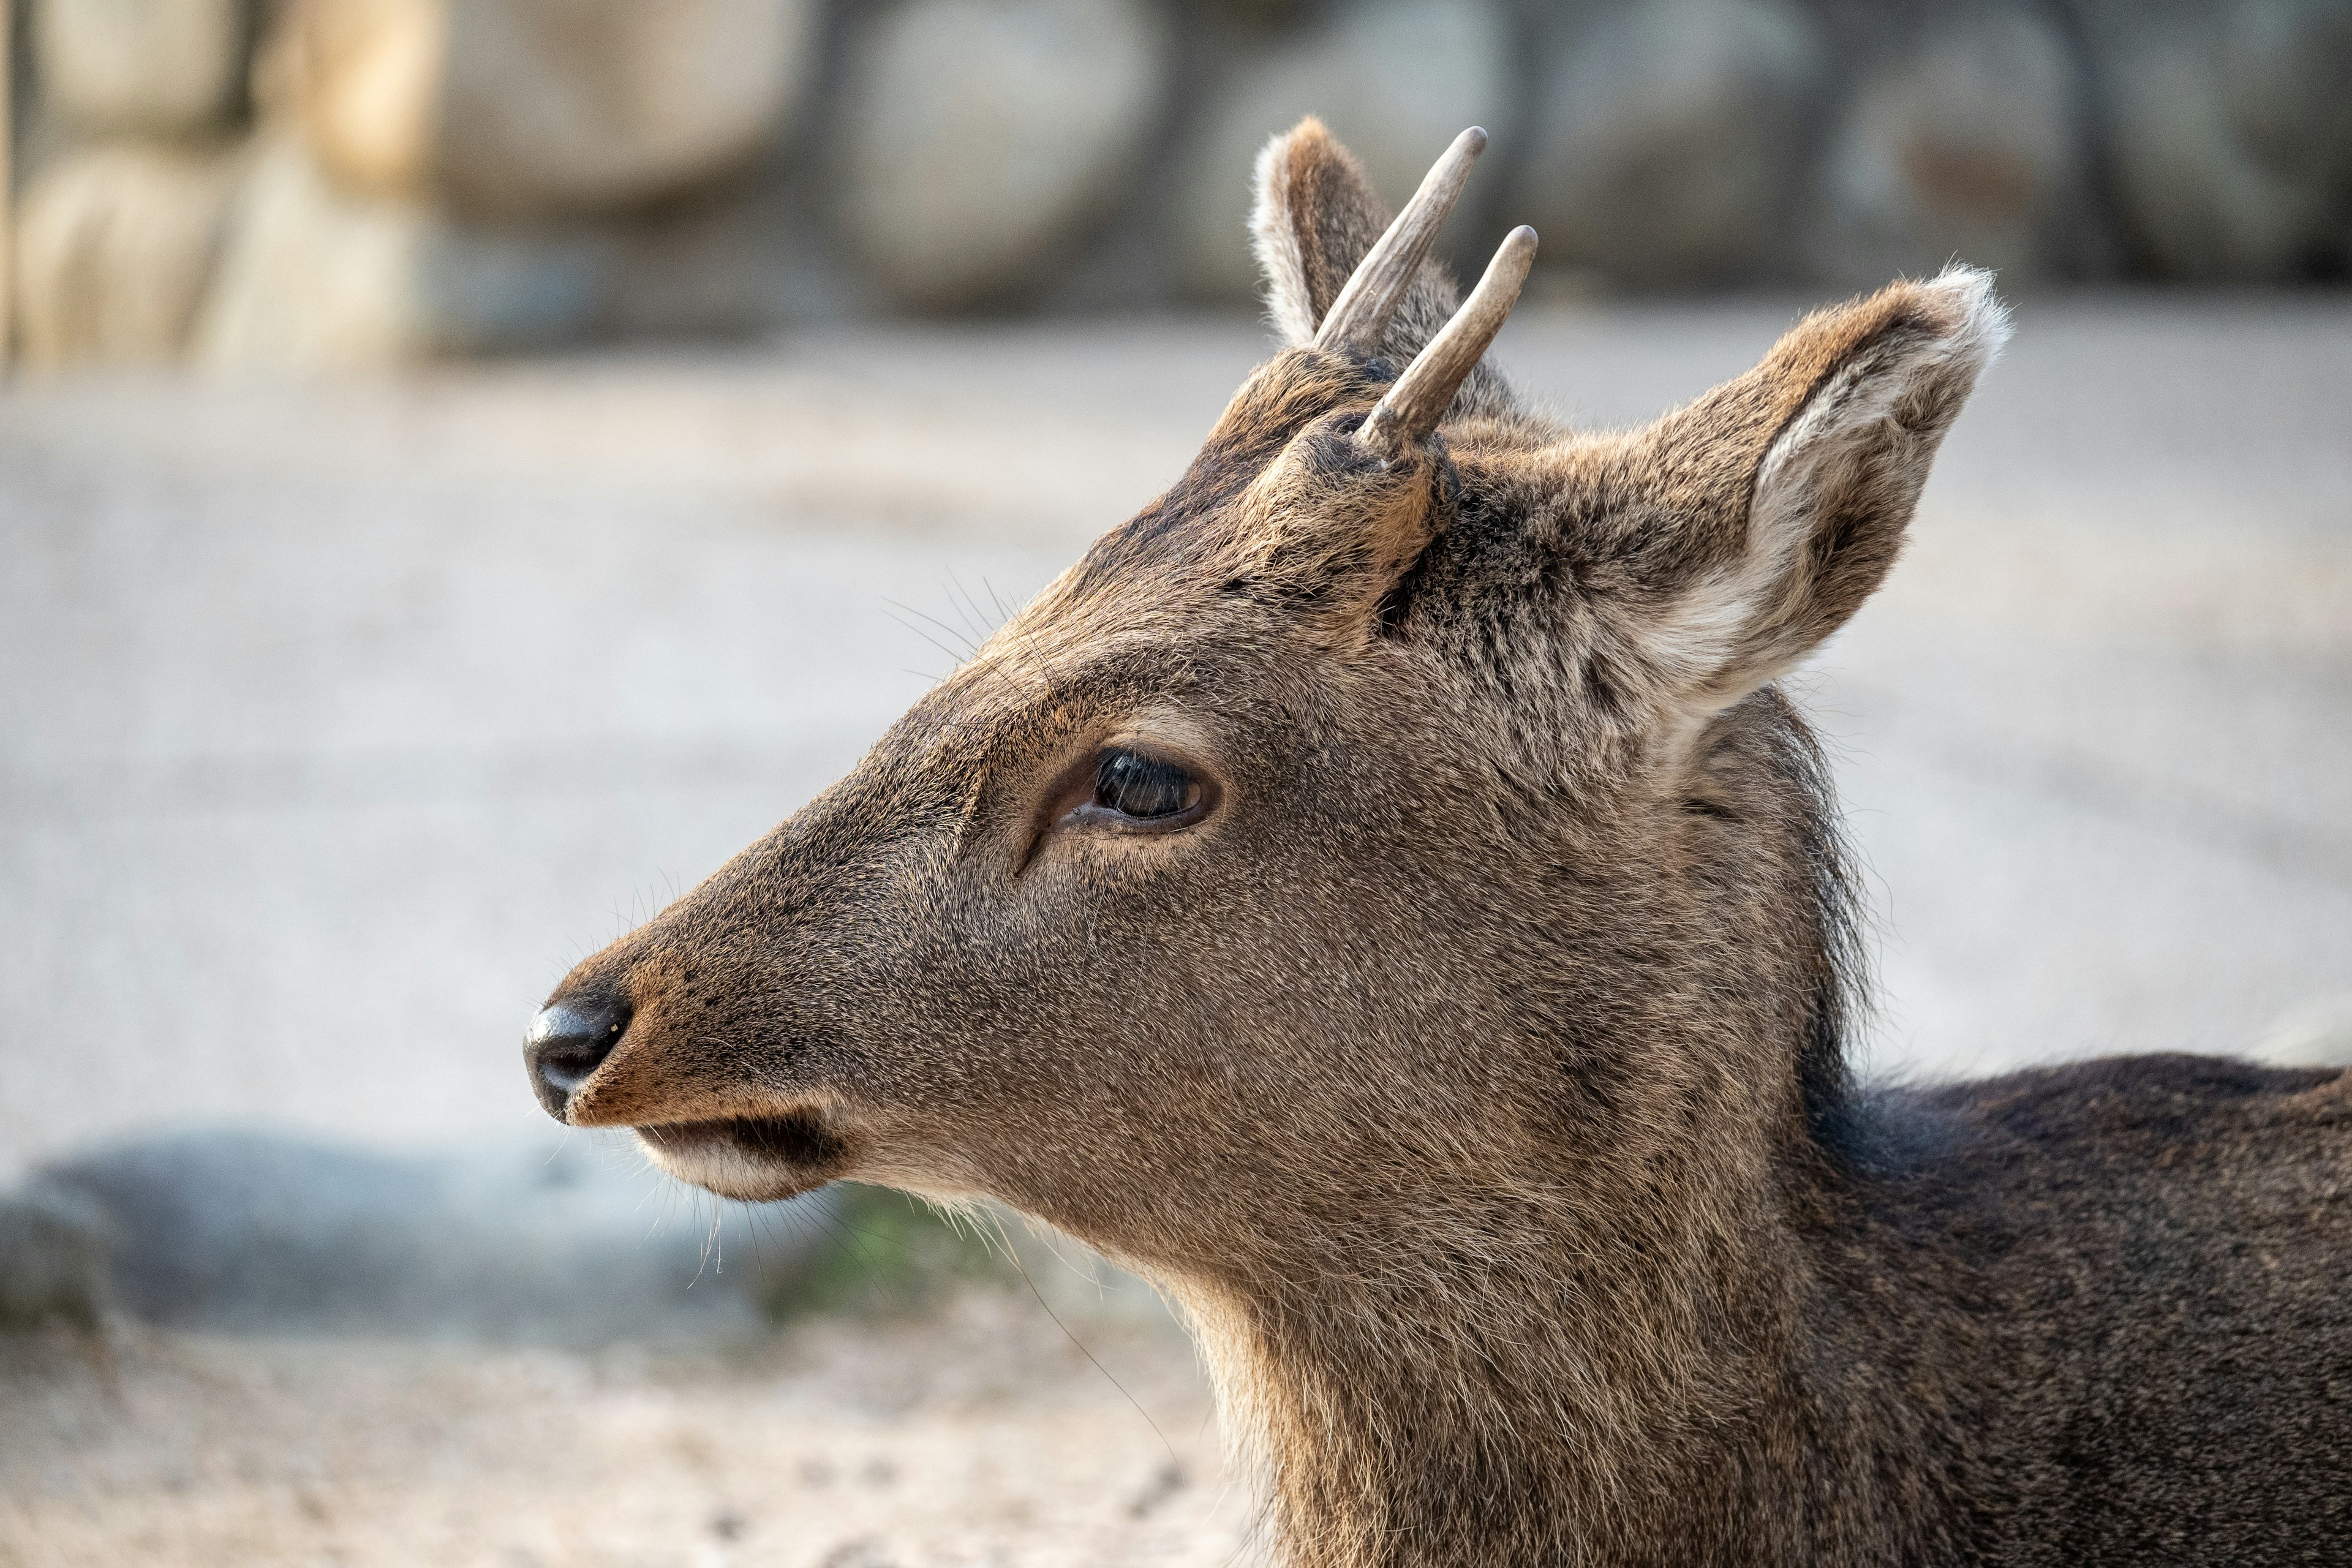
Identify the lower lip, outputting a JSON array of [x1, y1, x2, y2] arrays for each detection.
[[638, 1110, 844, 1167]]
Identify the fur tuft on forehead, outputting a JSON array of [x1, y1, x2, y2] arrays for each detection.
[[1062, 347, 1391, 598]]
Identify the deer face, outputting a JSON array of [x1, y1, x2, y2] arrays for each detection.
[[526, 122, 2005, 1286]]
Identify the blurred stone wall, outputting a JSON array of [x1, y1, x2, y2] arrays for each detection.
[[9, 0, 2351, 371]]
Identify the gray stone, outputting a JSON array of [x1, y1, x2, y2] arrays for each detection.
[[34, 1128, 834, 1343], [32, 0, 253, 138], [1205, 0, 1334, 24], [1512, 0, 1826, 288], [832, 0, 1173, 312], [193, 135, 615, 369], [2072, 0, 2352, 281], [0, 1183, 110, 1330], [13, 142, 247, 370], [287, 0, 821, 219], [1806, 6, 2100, 291], [603, 182, 853, 339], [1174, 0, 1516, 301]]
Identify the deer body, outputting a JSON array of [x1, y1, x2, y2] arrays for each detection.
[[522, 123, 2351, 1565]]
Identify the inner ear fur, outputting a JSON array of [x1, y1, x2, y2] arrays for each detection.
[[1250, 118, 1515, 421], [1618, 266, 2010, 713]]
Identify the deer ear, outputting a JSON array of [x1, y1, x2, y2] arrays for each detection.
[[1622, 267, 2010, 714], [1250, 118, 1385, 348], [1249, 119, 1517, 420]]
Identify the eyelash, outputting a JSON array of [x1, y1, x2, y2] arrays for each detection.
[[1046, 745, 1215, 840], [1093, 748, 1199, 821]]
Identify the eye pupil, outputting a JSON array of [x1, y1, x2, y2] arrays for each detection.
[[1095, 750, 1195, 820]]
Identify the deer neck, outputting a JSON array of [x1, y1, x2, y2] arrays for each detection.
[[1173, 1150, 1905, 1568]]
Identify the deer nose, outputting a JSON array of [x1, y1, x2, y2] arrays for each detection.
[[525, 994, 631, 1118]]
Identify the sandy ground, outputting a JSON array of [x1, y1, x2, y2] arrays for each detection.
[[1, 297, 2348, 1563], [0, 1292, 1246, 1568]]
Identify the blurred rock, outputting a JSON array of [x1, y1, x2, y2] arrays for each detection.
[[1204, 0, 1336, 26], [287, 0, 820, 219], [2073, 0, 2352, 281], [605, 182, 851, 338], [1513, 0, 1826, 288], [833, 0, 1172, 312], [0, 1185, 110, 1331], [1806, 6, 2099, 290], [13, 143, 247, 370], [194, 135, 615, 369], [35, 1128, 834, 1343], [32, 0, 254, 138], [266, 0, 442, 196], [1174, 0, 1515, 301]]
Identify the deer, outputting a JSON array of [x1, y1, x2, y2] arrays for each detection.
[[522, 121, 2352, 1566]]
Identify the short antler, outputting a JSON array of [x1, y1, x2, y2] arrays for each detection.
[[1356, 225, 1537, 462], [1313, 127, 1488, 355]]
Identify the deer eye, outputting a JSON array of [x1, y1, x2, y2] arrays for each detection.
[[1041, 743, 1218, 847], [1094, 749, 1199, 821]]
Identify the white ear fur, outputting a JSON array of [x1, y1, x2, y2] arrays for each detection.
[[1250, 132, 1318, 347], [1750, 267, 2010, 536], [1653, 266, 2012, 711]]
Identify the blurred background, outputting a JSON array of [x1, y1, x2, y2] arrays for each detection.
[[1, 1, 2348, 1565], [8, 0, 2352, 366]]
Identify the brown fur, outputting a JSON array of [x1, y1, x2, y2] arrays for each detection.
[[532, 123, 2352, 1566]]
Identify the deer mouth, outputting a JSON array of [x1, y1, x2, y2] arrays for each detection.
[[634, 1107, 854, 1202]]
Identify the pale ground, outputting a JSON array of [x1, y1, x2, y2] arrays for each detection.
[[1, 296, 2348, 1564], [0, 1294, 1247, 1568]]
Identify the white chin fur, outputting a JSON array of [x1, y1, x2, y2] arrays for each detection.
[[638, 1133, 816, 1203]]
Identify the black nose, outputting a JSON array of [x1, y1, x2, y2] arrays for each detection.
[[525, 994, 631, 1118]]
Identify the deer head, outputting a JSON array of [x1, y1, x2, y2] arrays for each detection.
[[525, 118, 2006, 1561]]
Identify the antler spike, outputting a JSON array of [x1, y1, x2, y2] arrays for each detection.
[[1355, 225, 1537, 462], [1313, 126, 1488, 355]]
